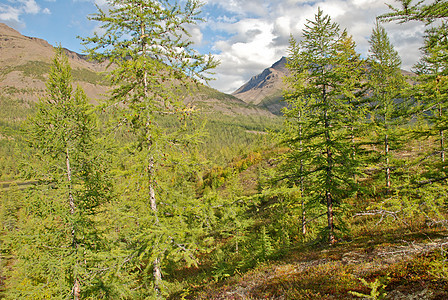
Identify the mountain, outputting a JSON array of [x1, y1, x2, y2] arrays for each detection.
[[232, 57, 416, 115], [0, 23, 272, 116], [0, 23, 111, 103], [232, 57, 288, 115]]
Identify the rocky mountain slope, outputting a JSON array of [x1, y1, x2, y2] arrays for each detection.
[[232, 57, 288, 115], [232, 57, 416, 115], [0, 23, 272, 116]]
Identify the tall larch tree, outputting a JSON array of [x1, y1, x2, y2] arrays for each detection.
[[414, 22, 448, 167], [379, 0, 448, 240], [367, 22, 408, 191], [81, 0, 217, 297], [281, 36, 311, 236], [380, 0, 448, 177], [7, 47, 112, 299], [280, 8, 364, 244]]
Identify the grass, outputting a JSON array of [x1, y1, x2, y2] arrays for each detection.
[[1, 61, 110, 86]]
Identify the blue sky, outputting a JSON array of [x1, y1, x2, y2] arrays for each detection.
[[0, 0, 426, 93]]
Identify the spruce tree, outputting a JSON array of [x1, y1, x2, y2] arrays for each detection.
[[280, 8, 364, 244], [81, 0, 217, 296], [6, 47, 113, 299], [367, 22, 408, 191]]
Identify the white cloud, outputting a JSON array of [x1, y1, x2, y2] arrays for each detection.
[[0, 5, 21, 24], [203, 0, 426, 94], [0, 0, 50, 29], [73, 0, 109, 7], [21, 0, 40, 14]]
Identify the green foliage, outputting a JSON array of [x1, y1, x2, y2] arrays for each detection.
[[12, 61, 50, 81], [0, 95, 33, 181], [3, 47, 114, 299], [367, 22, 409, 191], [279, 8, 365, 244], [81, 0, 218, 296], [413, 22, 448, 172], [379, 0, 448, 24], [2, 3, 448, 299], [1, 60, 108, 86], [350, 276, 389, 299]]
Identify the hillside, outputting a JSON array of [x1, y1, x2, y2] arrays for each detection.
[[0, 23, 273, 116], [1, 16, 447, 300], [0, 23, 110, 102]]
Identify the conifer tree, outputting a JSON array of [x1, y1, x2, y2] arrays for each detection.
[[280, 8, 364, 244], [81, 0, 217, 296], [367, 22, 408, 191], [282, 36, 310, 236], [7, 47, 112, 299], [381, 1, 448, 172], [379, 0, 448, 24], [414, 23, 448, 167]]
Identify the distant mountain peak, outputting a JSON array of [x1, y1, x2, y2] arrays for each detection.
[[231, 57, 288, 113]]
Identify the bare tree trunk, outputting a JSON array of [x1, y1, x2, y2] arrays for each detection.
[[66, 148, 75, 218], [440, 104, 445, 164], [148, 155, 162, 294], [323, 87, 335, 245], [326, 191, 335, 244], [351, 127, 356, 182], [299, 113, 306, 236], [139, 8, 163, 295], [73, 280, 80, 300], [148, 157, 157, 212], [301, 187, 306, 236], [66, 148, 80, 300], [153, 257, 162, 295], [385, 133, 391, 192]]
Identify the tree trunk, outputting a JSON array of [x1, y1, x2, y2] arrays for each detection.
[[385, 133, 391, 192], [66, 148, 75, 217], [148, 157, 157, 212], [140, 8, 163, 295], [66, 148, 79, 300], [299, 114, 306, 236], [323, 87, 335, 245], [153, 257, 162, 295], [148, 155, 162, 294], [440, 104, 445, 163], [326, 191, 335, 244], [148, 155, 162, 295], [351, 127, 356, 182], [73, 280, 80, 300]]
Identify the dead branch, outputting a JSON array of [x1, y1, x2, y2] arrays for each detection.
[[354, 209, 409, 226]]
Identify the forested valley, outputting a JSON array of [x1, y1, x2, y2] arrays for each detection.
[[0, 0, 448, 299]]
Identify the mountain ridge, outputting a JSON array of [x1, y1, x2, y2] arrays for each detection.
[[232, 57, 287, 104], [0, 23, 273, 116], [232, 56, 416, 115], [232, 57, 288, 115]]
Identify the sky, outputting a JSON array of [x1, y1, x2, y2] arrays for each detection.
[[0, 0, 427, 94]]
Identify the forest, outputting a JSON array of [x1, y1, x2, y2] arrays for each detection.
[[0, 0, 448, 299]]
